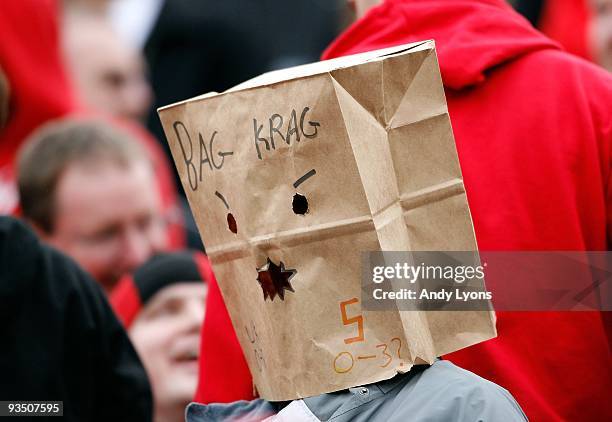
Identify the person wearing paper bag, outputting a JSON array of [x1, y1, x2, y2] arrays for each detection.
[[186, 1, 610, 421], [157, 41, 527, 422], [156, 2, 609, 421]]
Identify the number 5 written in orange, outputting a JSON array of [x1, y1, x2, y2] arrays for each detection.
[[340, 297, 364, 344]]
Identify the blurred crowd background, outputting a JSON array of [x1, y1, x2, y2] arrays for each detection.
[[0, 0, 610, 421]]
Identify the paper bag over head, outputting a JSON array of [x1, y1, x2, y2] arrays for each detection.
[[158, 41, 496, 401]]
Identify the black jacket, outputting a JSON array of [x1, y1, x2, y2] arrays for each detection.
[[0, 217, 152, 421]]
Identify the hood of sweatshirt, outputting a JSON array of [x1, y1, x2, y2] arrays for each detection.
[[323, 0, 560, 90]]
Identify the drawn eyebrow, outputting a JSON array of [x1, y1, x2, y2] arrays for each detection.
[[215, 191, 230, 209], [293, 169, 316, 188]]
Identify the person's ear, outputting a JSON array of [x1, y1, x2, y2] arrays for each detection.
[[0, 65, 10, 131]]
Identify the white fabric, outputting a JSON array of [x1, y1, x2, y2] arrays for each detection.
[[263, 400, 320, 422]]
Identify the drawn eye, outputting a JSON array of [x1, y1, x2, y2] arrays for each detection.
[[227, 212, 237, 234], [292, 194, 308, 215], [215, 191, 237, 234], [292, 169, 316, 216]]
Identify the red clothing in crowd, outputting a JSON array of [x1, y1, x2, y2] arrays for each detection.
[[0, 0, 184, 249], [539, 0, 592, 61], [322, 0, 611, 421], [0, 0, 76, 214]]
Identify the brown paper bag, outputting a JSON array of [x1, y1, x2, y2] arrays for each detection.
[[158, 41, 496, 401]]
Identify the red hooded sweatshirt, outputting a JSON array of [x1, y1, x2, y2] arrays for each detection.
[[322, 0, 612, 421]]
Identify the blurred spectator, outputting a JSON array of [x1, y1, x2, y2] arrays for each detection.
[[0, 216, 152, 421], [111, 251, 209, 422], [0, 0, 77, 214], [60, 1, 186, 249], [538, 0, 592, 60], [17, 118, 167, 293], [514, 0, 612, 71], [63, 11, 153, 122], [588, 0, 612, 71], [0, 0, 184, 253]]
